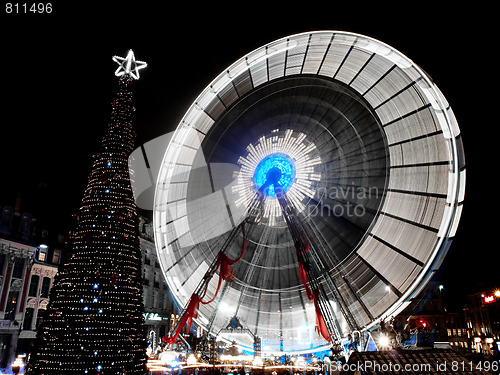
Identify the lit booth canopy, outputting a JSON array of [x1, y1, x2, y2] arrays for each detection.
[[154, 31, 465, 352]]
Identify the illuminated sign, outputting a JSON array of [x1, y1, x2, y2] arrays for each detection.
[[484, 295, 495, 304], [143, 313, 163, 321]]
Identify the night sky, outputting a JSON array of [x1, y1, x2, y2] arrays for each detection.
[[0, 4, 495, 309]]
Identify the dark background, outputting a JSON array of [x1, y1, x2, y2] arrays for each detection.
[[0, 3, 495, 308]]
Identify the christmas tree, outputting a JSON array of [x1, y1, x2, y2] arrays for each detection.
[[26, 50, 148, 374]]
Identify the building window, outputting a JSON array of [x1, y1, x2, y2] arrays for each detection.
[[40, 277, 51, 298], [1, 207, 13, 227], [52, 249, 62, 264], [19, 214, 30, 232], [23, 307, 34, 330], [0, 254, 5, 276], [154, 271, 159, 288], [28, 275, 40, 297], [4, 291, 19, 320], [12, 258, 24, 279], [36, 309, 46, 329], [38, 246, 48, 262]]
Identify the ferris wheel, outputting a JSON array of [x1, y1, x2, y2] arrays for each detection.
[[153, 31, 465, 353]]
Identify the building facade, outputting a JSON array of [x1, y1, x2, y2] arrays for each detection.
[[463, 291, 500, 356], [0, 205, 62, 371], [139, 216, 173, 355], [18, 250, 61, 356], [0, 237, 36, 368]]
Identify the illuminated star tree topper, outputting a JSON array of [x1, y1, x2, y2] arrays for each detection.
[[112, 49, 147, 80]]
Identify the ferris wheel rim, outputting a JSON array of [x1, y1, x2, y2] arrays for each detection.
[[153, 30, 465, 351]]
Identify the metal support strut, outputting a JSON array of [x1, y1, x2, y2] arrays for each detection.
[[261, 166, 341, 343], [165, 188, 266, 343]]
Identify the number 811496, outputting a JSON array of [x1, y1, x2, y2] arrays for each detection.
[[5, 3, 52, 13], [450, 361, 499, 372]]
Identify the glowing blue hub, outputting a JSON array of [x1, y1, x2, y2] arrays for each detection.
[[253, 153, 296, 197]]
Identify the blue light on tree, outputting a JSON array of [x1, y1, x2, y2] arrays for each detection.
[[253, 153, 296, 197]]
